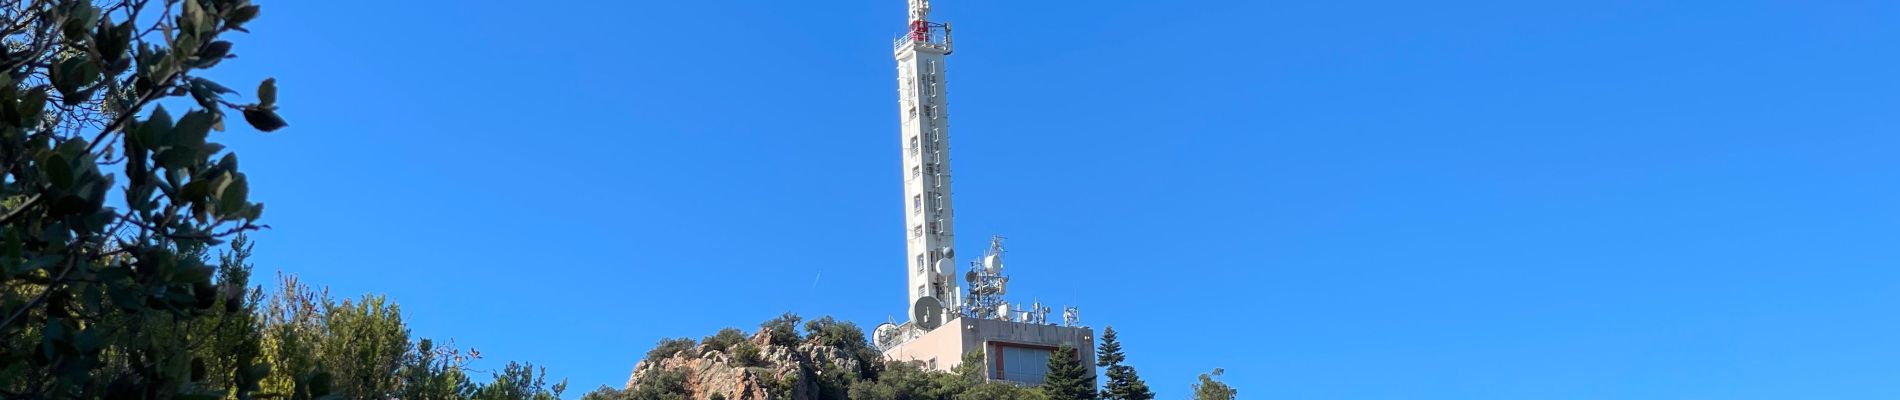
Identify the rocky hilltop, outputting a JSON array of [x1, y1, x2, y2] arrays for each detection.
[[623, 324, 872, 400], [603, 315, 1049, 400]]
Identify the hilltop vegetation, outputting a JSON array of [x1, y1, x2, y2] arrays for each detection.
[[587, 314, 1220, 400]]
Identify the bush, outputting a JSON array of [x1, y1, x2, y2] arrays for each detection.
[[629, 368, 691, 400], [646, 337, 696, 361], [732, 341, 766, 367], [760, 312, 803, 345], [804, 316, 869, 350], [701, 327, 748, 353]]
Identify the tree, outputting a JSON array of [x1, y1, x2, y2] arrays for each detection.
[[1097, 327, 1153, 400], [0, 0, 290, 396], [759, 311, 802, 345], [627, 367, 691, 400], [804, 315, 880, 376], [471, 361, 566, 400], [848, 356, 1044, 400], [323, 295, 412, 397], [1041, 344, 1096, 400], [700, 327, 747, 353], [399, 338, 477, 399], [1192, 368, 1237, 400]]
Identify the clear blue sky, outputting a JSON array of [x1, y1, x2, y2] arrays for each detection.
[[207, 0, 1898, 398]]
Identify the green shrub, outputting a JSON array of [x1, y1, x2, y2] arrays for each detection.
[[646, 337, 696, 361], [760, 312, 804, 345], [804, 316, 869, 350], [701, 327, 748, 353], [732, 341, 766, 367]]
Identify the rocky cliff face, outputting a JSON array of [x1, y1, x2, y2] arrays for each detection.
[[625, 328, 865, 400]]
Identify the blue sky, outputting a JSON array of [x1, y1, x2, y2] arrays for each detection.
[[205, 0, 1899, 398]]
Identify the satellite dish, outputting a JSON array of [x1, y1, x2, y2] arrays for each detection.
[[873, 322, 901, 350], [936, 258, 955, 274], [983, 252, 1002, 274], [912, 297, 944, 330], [965, 270, 978, 283], [997, 303, 1012, 321]]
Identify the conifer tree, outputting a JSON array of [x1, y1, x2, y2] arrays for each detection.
[[1042, 344, 1098, 400], [1097, 327, 1155, 400]]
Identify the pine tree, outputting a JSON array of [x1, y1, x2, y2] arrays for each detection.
[[1097, 327, 1155, 400], [1042, 344, 1098, 400]]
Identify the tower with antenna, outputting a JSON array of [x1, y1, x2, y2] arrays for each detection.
[[872, 0, 1097, 385], [895, 0, 959, 329]]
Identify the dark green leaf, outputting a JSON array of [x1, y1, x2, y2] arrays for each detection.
[[257, 77, 277, 107], [191, 77, 236, 95], [17, 87, 45, 126], [196, 41, 232, 66], [218, 173, 247, 216], [241, 107, 286, 132], [140, 105, 173, 145], [175, 109, 214, 147], [229, 5, 261, 26], [44, 153, 72, 189], [17, 254, 62, 274]]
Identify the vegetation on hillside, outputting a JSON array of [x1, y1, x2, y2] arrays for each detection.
[[0, 0, 563, 397], [591, 318, 1223, 400]]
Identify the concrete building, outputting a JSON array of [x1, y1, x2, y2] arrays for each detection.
[[872, 0, 1096, 385]]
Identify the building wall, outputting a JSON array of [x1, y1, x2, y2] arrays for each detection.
[[883, 317, 1097, 385]]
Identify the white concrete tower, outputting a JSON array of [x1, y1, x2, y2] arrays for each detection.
[[895, 0, 957, 324]]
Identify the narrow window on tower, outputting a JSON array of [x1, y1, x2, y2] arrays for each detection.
[[935, 173, 944, 188], [917, 253, 926, 274], [910, 135, 920, 157], [913, 224, 923, 238], [912, 165, 922, 180], [928, 220, 939, 235], [912, 194, 922, 214], [933, 193, 944, 210]]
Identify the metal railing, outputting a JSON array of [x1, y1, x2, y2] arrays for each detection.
[[893, 34, 953, 53]]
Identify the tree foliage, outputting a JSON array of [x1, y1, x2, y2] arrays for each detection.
[[644, 337, 695, 362], [253, 271, 566, 399], [1097, 326, 1153, 400], [759, 311, 801, 345], [699, 327, 746, 354], [1041, 344, 1097, 400], [846, 355, 1043, 400], [1191, 368, 1237, 400], [0, 0, 289, 396]]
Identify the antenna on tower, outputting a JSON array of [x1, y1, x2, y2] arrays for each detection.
[[962, 235, 1010, 320]]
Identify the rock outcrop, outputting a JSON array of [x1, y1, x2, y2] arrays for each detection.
[[625, 328, 865, 400]]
